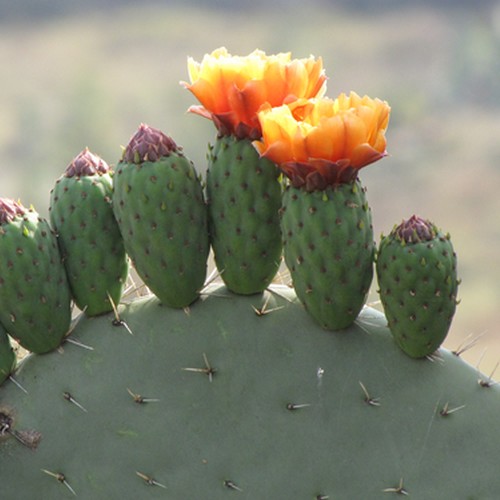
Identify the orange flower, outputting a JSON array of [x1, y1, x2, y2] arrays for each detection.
[[254, 92, 390, 190], [182, 47, 326, 139]]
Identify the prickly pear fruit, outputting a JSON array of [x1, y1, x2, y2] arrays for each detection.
[[113, 124, 209, 308], [0, 323, 15, 385], [281, 179, 374, 330], [376, 215, 459, 358], [0, 199, 71, 353], [206, 135, 282, 294], [49, 148, 129, 316]]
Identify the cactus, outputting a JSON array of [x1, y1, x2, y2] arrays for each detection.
[[376, 215, 459, 358], [255, 94, 390, 330], [1, 284, 500, 499], [183, 48, 327, 295], [206, 135, 282, 294], [0, 199, 71, 354], [281, 179, 374, 330], [0, 322, 15, 385], [112, 124, 209, 308], [49, 148, 129, 316]]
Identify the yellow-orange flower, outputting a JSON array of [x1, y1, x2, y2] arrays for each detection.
[[254, 92, 390, 190], [182, 47, 326, 139]]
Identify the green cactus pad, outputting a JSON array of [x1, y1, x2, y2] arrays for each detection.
[[1, 284, 499, 498], [0, 323, 15, 385], [206, 135, 282, 294], [0, 202, 71, 354], [50, 149, 129, 316], [281, 179, 374, 330], [113, 126, 209, 308], [376, 215, 459, 358]]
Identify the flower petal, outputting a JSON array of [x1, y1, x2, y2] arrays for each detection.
[[183, 48, 326, 138], [255, 94, 390, 188]]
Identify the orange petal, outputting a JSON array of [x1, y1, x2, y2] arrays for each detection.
[[350, 144, 385, 168], [187, 105, 213, 121], [304, 120, 335, 161], [229, 80, 268, 126], [342, 113, 368, 157], [304, 57, 327, 97], [263, 61, 288, 106], [285, 60, 309, 100], [185, 78, 224, 115], [323, 115, 347, 163], [260, 140, 294, 165], [184, 49, 327, 138]]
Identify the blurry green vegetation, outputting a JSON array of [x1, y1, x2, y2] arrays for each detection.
[[1, 2, 500, 371]]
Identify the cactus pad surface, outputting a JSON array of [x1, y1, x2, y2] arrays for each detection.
[[1, 285, 499, 499]]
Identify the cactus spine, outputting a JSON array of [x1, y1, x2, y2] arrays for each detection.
[[49, 148, 129, 316], [0, 322, 15, 385], [376, 215, 459, 358], [0, 199, 71, 353], [113, 124, 209, 308], [207, 135, 282, 294]]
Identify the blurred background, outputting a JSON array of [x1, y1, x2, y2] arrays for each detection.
[[1, 0, 500, 373]]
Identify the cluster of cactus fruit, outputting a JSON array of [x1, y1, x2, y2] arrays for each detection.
[[0, 123, 459, 361], [0, 47, 498, 498]]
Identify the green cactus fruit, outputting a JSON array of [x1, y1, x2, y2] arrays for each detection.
[[206, 135, 282, 294], [1, 284, 500, 498], [49, 148, 129, 316], [281, 179, 374, 330], [376, 215, 459, 358], [0, 199, 71, 353], [113, 124, 209, 308], [0, 322, 15, 385]]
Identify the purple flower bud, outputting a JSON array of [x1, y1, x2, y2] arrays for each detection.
[[393, 215, 436, 244], [65, 148, 109, 178], [0, 198, 25, 225], [122, 124, 178, 164]]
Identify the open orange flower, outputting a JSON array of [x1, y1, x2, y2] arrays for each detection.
[[182, 47, 326, 140], [254, 92, 390, 190]]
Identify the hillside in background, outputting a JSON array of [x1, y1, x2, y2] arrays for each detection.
[[0, 0, 495, 20], [1, 1, 500, 372]]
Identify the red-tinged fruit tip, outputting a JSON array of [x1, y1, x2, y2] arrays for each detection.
[[393, 215, 437, 244], [122, 124, 178, 164], [65, 148, 109, 178], [0, 198, 25, 225]]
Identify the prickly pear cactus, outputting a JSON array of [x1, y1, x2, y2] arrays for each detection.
[[0, 199, 71, 354], [1, 285, 500, 499], [206, 135, 282, 294], [376, 215, 459, 358], [113, 124, 209, 308], [49, 148, 129, 316], [281, 179, 374, 330]]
